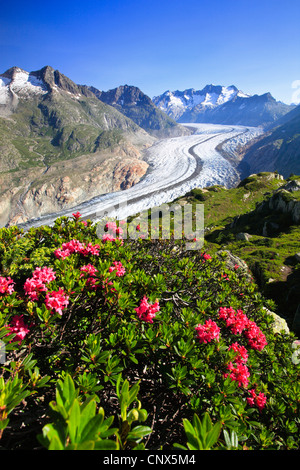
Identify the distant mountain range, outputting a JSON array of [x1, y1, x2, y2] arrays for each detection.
[[153, 85, 294, 127]]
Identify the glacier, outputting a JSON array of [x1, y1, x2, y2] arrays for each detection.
[[19, 123, 263, 230]]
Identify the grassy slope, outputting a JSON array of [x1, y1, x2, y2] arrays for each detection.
[[173, 173, 300, 326], [0, 90, 144, 176], [238, 110, 300, 178]]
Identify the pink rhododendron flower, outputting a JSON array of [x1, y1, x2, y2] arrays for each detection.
[[7, 315, 30, 343], [244, 320, 268, 351], [54, 248, 72, 259], [102, 233, 116, 243], [103, 221, 124, 242], [85, 277, 99, 291], [219, 307, 267, 351], [247, 389, 267, 411], [228, 342, 248, 364], [45, 288, 69, 316], [225, 362, 250, 388], [219, 306, 236, 320], [0, 276, 15, 295], [80, 264, 99, 290], [228, 310, 249, 335], [24, 277, 47, 300], [102, 233, 124, 245], [72, 212, 82, 219], [135, 296, 160, 323], [202, 253, 212, 261], [81, 242, 100, 256], [109, 261, 126, 277], [80, 264, 98, 277], [32, 267, 56, 284], [105, 221, 117, 232], [54, 239, 100, 259], [101, 278, 116, 292], [195, 319, 220, 344], [63, 239, 85, 253], [218, 307, 248, 334], [24, 267, 56, 300]]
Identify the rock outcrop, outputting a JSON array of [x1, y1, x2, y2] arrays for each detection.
[[257, 189, 300, 224], [2, 150, 149, 227]]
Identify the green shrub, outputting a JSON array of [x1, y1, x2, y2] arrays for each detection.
[[0, 213, 299, 450]]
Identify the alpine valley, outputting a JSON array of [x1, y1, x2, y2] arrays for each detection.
[[0, 66, 188, 227], [0, 66, 298, 228]]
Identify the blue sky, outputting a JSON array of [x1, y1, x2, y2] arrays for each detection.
[[1, 0, 299, 103]]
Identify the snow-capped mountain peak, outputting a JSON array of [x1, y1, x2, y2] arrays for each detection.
[[0, 66, 88, 111], [0, 67, 48, 105], [152, 85, 251, 120]]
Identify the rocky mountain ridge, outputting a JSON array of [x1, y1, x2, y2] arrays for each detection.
[[238, 105, 300, 178], [0, 65, 159, 227], [87, 84, 190, 138]]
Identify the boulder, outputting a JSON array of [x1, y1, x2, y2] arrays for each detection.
[[236, 232, 252, 241], [217, 250, 252, 280], [263, 307, 290, 335]]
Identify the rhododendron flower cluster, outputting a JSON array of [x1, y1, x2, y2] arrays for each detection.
[[0, 276, 15, 295], [219, 307, 267, 351], [135, 296, 160, 323], [102, 221, 124, 244], [85, 277, 99, 291], [225, 361, 250, 388], [105, 221, 123, 236], [45, 288, 69, 316], [219, 307, 249, 335], [81, 242, 100, 256], [228, 342, 248, 364], [244, 320, 268, 351], [247, 389, 267, 411], [202, 253, 212, 261], [109, 261, 126, 277], [195, 319, 220, 344], [54, 239, 100, 259], [7, 315, 30, 343], [80, 264, 99, 290], [102, 233, 124, 244], [80, 264, 98, 277], [24, 267, 56, 301], [225, 341, 250, 387]]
